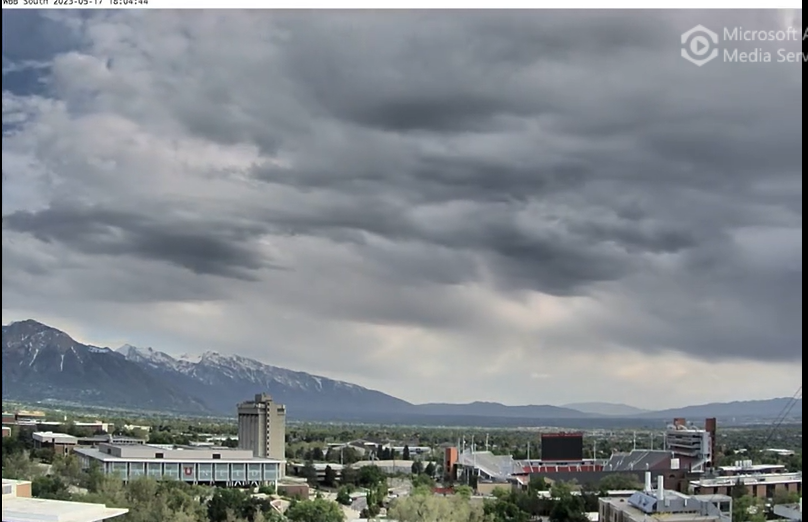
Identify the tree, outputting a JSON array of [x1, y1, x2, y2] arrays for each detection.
[[528, 476, 549, 492], [411, 460, 424, 475], [51, 454, 83, 486], [356, 465, 385, 488], [364, 480, 388, 518], [286, 497, 345, 522], [731, 479, 749, 499], [207, 488, 251, 522], [2, 451, 41, 481], [412, 473, 435, 490], [311, 446, 325, 461], [323, 465, 337, 488], [341, 447, 361, 465], [301, 461, 319, 487], [454, 485, 473, 499], [773, 490, 800, 505], [733, 494, 766, 522], [549, 482, 588, 522], [424, 462, 436, 477], [32, 475, 71, 500], [403, 445, 411, 460], [83, 461, 106, 493], [340, 466, 358, 486], [485, 495, 531, 522], [336, 486, 352, 505], [390, 494, 487, 522], [258, 484, 276, 495]]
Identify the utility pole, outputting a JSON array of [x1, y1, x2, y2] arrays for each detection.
[[633, 432, 637, 451]]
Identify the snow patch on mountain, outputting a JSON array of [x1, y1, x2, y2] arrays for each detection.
[[118, 344, 365, 393], [119, 345, 184, 371]]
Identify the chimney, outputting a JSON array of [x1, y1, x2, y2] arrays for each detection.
[[656, 475, 665, 500], [645, 471, 652, 493]]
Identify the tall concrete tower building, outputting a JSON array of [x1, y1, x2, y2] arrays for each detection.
[[237, 393, 286, 472]]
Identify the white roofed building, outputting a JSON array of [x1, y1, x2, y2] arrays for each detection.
[[3, 479, 127, 522]]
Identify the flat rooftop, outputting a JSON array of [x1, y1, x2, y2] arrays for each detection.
[[601, 494, 728, 522], [32, 432, 79, 445], [691, 473, 802, 487], [719, 464, 786, 472], [74, 445, 284, 464], [2, 496, 128, 522]]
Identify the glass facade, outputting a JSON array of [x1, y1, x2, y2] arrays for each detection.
[[163, 463, 180, 480], [231, 464, 246, 481], [198, 463, 213, 482], [147, 463, 162, 478], [181, 463, 196, 481], [91, 459, 281, 485], [111, 462, 127, 478], [215, 463, 230, 482]]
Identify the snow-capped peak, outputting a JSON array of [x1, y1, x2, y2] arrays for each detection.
[[178, 353, 203, 364], [119, 344, 365, 394], [119, 344, 179, 368]]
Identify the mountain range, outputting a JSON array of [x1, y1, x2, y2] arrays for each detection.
[[2, 320, 802, 424]]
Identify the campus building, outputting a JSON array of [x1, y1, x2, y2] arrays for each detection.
[[32, 431, 79, 455], [773, 498, 802, 522], [599, 473, 732, 522], [689, 472, 802, 499], [664, 418, 717, 472], [3, 478, 127, 522], [74, 442, 284, 487], [237, 393, 287, 469]]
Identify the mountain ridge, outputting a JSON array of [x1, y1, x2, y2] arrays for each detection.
[[562, 402, 650, 416], [2, 320, 801, 423]]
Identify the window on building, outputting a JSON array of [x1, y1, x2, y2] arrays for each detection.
[[213, 454, 221, 459], [155, 453, 164, 459]]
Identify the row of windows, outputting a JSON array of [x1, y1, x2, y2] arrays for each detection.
[[93, 460, 279, 482]]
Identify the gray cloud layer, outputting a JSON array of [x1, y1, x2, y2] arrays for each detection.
[[2, 10, 802, 407]]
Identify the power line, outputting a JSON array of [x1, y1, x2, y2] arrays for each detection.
[[760, 385, 801, 449]]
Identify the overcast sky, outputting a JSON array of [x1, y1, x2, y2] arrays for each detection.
[[2, 10, 802, 409]]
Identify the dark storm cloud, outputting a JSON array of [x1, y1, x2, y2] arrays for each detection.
[[3, 206, 274, 280], [279, 11, 672, 133], [1, 9, 802, 379]]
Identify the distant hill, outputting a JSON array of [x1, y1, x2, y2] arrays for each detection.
[[415, 401, 592, 419], [563, 402, 649, 416], [636, 398, 802, 420]]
